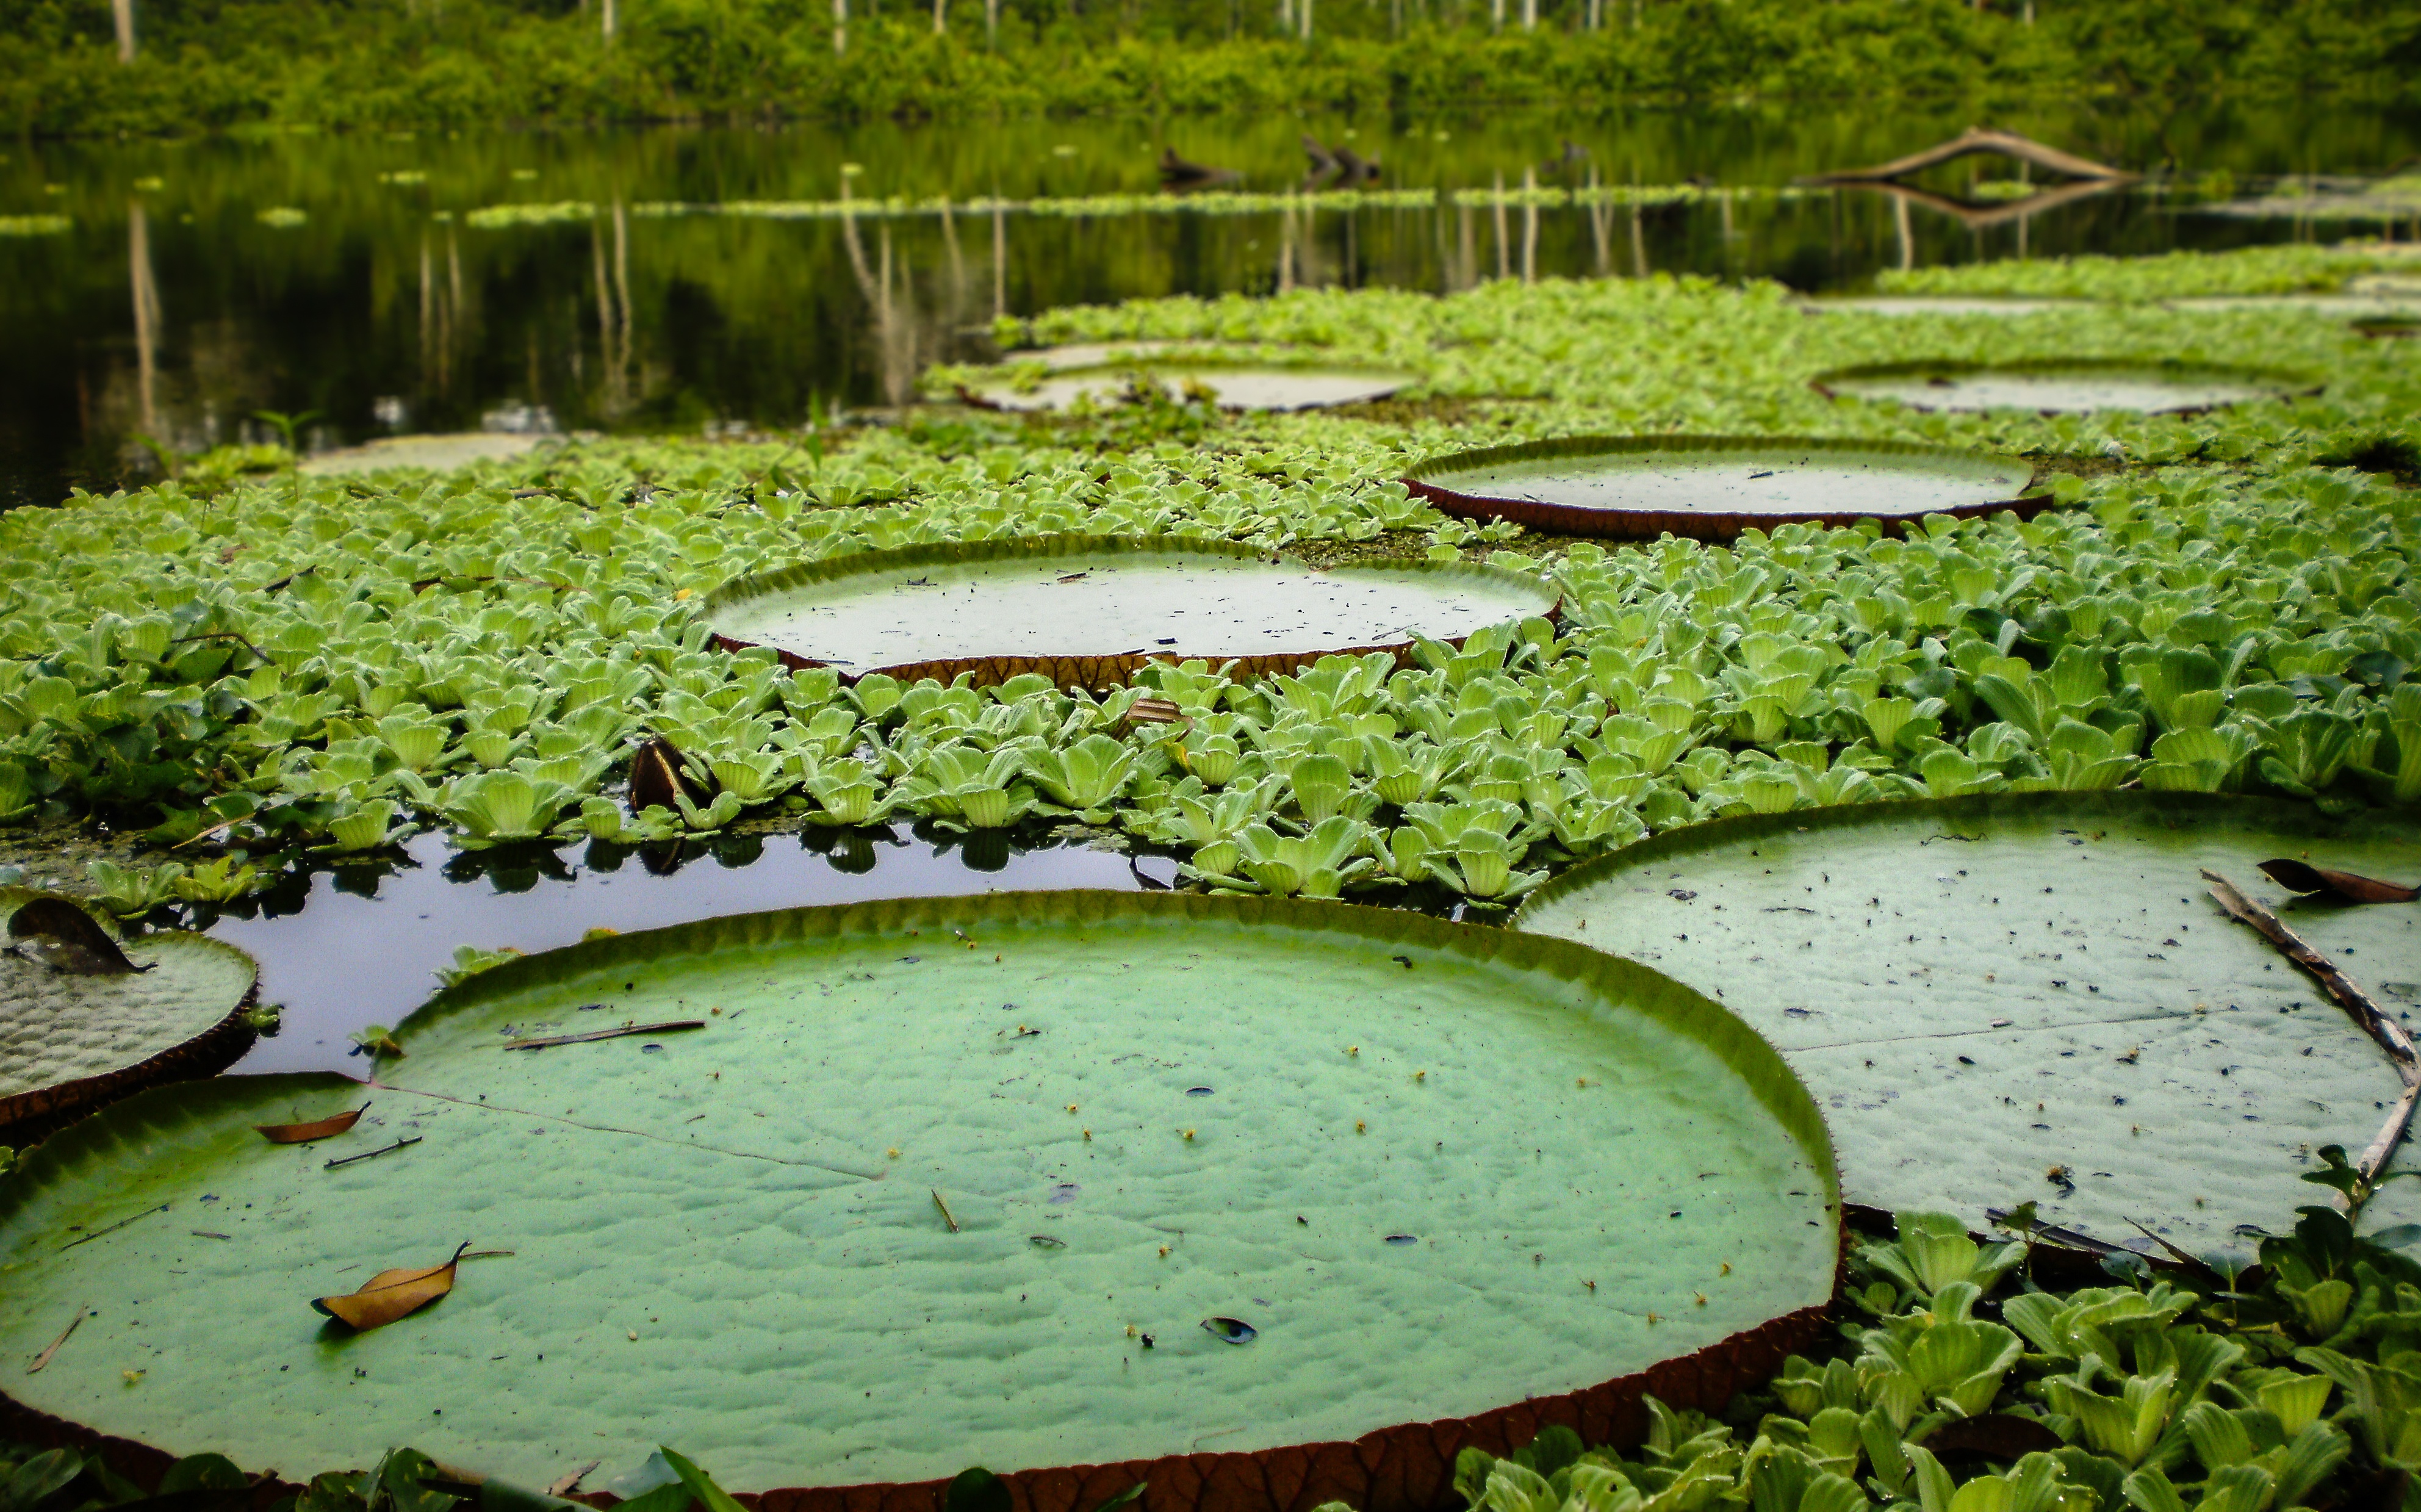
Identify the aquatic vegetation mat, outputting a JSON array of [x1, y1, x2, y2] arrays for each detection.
[[700, 536, 1556, 685], [0, 888, 258, 1133], [0, 891, 1837, 1499], [1813, 360, 2308, 415], [1402, 437, 2045, 539], [957, 364, 1415, 413], [1515, 792, 2421, 1252]]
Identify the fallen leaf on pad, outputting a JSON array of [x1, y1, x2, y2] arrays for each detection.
[[313, 1240, 469, 1330]]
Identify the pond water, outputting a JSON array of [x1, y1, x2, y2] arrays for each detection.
[[201, 824, 1173, 1076], [5, 100, 2418, 507]]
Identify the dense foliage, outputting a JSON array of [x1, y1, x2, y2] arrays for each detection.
[[2, 0, 2417, 135], [0, 250, 2417, 918]]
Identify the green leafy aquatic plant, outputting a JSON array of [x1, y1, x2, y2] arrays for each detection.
[[0, 891, 1836, 1496]]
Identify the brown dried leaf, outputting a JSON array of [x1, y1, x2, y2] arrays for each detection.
[[312, 1240, 468, 1331], [2258, 859, 2419, 904], [254, 1103, 369, 1145], [8, 897, 149, 975]]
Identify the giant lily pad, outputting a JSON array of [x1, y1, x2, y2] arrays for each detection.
[[0, 888, 259, 1134], [1515, 793, 2421, 1251], [297, 434, 549, 476], [959, 364, 1414, 412], [702, 535, 1559, 688], [1403, 436, 2048, 541], [1812, 359, 2311, 415], [0, 892, 1836, 1505]]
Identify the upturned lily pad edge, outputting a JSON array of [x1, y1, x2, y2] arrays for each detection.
[[0, 888, 262, 1140], [1400, 434, 2051, 541], [1510, 788, 2407, 933], [698, 534, 1562, 691]]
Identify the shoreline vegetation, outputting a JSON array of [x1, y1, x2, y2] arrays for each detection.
[[2, 0, 2417, 138]]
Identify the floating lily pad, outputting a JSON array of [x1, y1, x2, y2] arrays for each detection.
[[0, 888, 259, 1135], [959, 364, 1414, 412], [1403, 436, 2048, 540], [1515, 793, 2421, 1251], [297, 434, 549, 476], [702, 535, 1558, 688], [0, 893, 1835, 1503], [1812, 359, 2312, 414]]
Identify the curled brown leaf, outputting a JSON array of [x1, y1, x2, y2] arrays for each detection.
[[255, 1103, 370, 1145], [312, 1240, 469, 1331], [2258, 859, 2419, 904]]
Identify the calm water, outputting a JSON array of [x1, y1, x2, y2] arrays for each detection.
[[5, 101, 2419, 505], [201, 824, 1176, 1076]]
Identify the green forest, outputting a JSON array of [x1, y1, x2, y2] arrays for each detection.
[[4, 0, 2418, 136]]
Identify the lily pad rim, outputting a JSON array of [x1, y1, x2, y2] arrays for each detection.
[[0, 886, 262, 1136], [1807, 355, 2326, 406], [1514, 788, 2395, 933], [1400, 433, 2051, 540], [697, 532, 1563, 687]]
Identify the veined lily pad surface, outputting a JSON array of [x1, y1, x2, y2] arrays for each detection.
[[702, 536, 1557, 685], [0, 893, 1835, 1496], [1813, 361, 2303, 415], [1516, 794, 2421, 1251], [960, 364, 1414, 412], [0, 888, 258, 1131], [1403, 437, 2044, 539]]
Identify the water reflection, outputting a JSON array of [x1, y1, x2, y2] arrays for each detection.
[[201, 822, 1167, 1076], [5, 103, 2416, 505]]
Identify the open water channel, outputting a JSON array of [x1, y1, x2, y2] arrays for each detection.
[[5, 99, 2420, 506]]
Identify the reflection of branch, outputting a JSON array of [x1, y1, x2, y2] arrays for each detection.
[[1802, 127, 2136, 184], [2203, 869, 2421, 1208], [1840, 177, 2126, 231]]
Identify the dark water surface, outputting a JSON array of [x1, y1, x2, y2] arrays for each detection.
[[6, 101, 2419, 506], [206, 824, 1167, 1075]]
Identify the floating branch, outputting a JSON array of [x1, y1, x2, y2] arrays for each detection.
[[1800, 127, 2136, 185]]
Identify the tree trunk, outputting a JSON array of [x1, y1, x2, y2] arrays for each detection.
[[112, 0, 135, 61], [1519, 0, 1532, 29], [985, 0, 997, 43], [934, 0, 945, 35], [601, 0, 616, 41], [833, 0, 847, 53], [1298, 0, 1311, 41]]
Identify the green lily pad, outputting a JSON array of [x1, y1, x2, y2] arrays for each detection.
[[1515, 794, 2421, 1251], [701, 535, 1559, 687], [297, 434, 550, 476], [0, 893, 1835, 1497], [1813, 359, 2311, 414], [0, 888, 259, 1134], [959, 364, 1414, 412], [1404, 436, 2046, 540]]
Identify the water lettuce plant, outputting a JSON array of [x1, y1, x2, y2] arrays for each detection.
[[0, 891, 1836, 1497], [0, 255, 2417, 921]]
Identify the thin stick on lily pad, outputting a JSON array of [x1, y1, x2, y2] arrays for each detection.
[[2204, 868, 2421, 1203]]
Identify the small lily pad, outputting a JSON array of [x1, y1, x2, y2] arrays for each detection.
[[701, 535, 1557, 689], [959, 364, 1413, 413], [1813, 359, 2310, 415], [1406, 435, 2046, 539], [0, 888, 260, 1134]]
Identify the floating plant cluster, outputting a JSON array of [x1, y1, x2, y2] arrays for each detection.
[[5, 241, 2421, 1511]]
